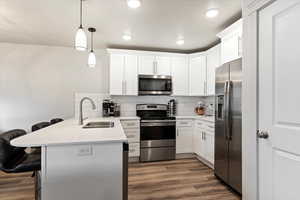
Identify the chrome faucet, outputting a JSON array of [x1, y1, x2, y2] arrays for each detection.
[[79, 97, 96, 125]]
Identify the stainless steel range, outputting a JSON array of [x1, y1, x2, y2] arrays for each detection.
[[137, 104, 176, 162]]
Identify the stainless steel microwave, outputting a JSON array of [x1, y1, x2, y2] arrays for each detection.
[[138, 75, 172, 95]]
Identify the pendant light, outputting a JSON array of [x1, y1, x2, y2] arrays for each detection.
[[88, 27, 96, 68], [75, 0, 87, 51]]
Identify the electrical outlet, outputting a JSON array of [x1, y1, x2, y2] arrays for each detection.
[[77, 145, 93, 156]]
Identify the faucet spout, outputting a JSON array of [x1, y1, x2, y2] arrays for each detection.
[[79, 97, 96, 125]]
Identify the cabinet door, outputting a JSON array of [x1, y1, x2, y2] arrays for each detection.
[[221, 32, 242, 64], [124, 55, 138, 96], [189, 55, 206, 96], [206, 45, 221, 96], [176, 127, 193, 154], [204, 132, 214, 164], [138, 55, 155, 75], [109, 54, 124, 95], [156, 56, 171, 75], [172, 56, 189, 96], [193, 127, 204, 156]]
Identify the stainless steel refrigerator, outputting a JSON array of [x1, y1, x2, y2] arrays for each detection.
[[215, 58, 242, 194]]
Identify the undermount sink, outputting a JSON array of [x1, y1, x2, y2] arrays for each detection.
[[82, 121, 114, 129]]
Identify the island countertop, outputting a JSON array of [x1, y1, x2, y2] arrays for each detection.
[[11, 118, 128, 147]]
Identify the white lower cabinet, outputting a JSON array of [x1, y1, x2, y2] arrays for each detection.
[[121, 119, 140, 158], [128, 142, 140, 157], [204, 131, 214, 164], [176, 120, 194, 154], [176, 119, 215, 167]]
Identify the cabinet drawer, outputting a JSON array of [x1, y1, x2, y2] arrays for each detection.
[[195, 120, 204, 128], [203, 122, 215, 133], [124, 129, 140, 143], [129, 142, 140, 157], [176, 120, 193, 127], [121, 120, 140, 129]]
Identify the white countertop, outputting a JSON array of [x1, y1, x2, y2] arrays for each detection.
[[176, 115, 215, 123], [11, 118, 127, 147]]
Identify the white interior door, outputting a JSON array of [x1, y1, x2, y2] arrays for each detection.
[[259, 0, 300, 199]]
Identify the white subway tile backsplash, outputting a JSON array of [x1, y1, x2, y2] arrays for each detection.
[[74, 93, 215, 118]]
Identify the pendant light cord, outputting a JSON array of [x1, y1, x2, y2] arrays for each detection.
[[80, 0, 83, 28]]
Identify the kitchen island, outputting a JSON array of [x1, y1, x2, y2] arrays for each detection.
[[11, 118, 128, 200]]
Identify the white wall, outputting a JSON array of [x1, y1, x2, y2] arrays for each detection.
[[0, 43, 109, 132]]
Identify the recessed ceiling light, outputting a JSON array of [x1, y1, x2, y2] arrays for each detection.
[[206, 8, 219, 18], [176, 39, 185, 46], [123, 34, 132, 41], [127, 0, 141, 9]]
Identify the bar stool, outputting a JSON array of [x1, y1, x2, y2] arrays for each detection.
[[32, 122, 50, 132], [50, 118, 63, 125], [0, 129, 41, 200]]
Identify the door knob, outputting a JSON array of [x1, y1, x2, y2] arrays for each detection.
[[257, 130, 269, 139]]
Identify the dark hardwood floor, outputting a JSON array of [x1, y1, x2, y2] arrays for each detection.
[[0, 158, 240, 200]]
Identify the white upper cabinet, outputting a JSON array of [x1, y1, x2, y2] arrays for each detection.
[[124, 55, 138, 95], [138, 55, 156, 75], [156, 56, 171, 75], [109, 50, 138, 96], [206, 45, 221, 96], [217, 19, 243, 64], [109, 54, 124, 95], [138, 55, 171, 76], [189, 54, 207, 96], [172, 56, 189, 96]]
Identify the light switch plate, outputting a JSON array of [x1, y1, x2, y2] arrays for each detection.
[[77, 145, 93, 156]]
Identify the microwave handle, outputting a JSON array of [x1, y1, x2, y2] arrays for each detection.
[[167, 80, 172, 91]]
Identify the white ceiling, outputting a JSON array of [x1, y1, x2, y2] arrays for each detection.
[[0, 0, 241, 52]]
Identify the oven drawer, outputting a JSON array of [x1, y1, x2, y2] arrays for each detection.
[[129, 142, 140, 157], [140, 147, 175, 162], [121, 120, 140, 129], [140, 139, 175, 148], [124, 129, 140, 143]]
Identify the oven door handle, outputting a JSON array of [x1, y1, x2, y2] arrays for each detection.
[[141, 120, 176, 123], [141, 122, 176, 127]]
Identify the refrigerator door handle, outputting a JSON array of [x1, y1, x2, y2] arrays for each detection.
[[226, 81, 233, 140], [224, 81, 228, 140]]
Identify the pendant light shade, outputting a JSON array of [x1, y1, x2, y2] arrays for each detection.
[[88, 27, 96, 68], [75, 0, 87, 51], [88, 51, 96, 68], [75, 27, 87, 51]]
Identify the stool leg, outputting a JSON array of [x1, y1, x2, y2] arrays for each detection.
[[34, 171, 38, 200]]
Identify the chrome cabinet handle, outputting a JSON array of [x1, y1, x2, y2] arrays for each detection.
[[257, 131, 269, 139], [176, 129, 179, 137]]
